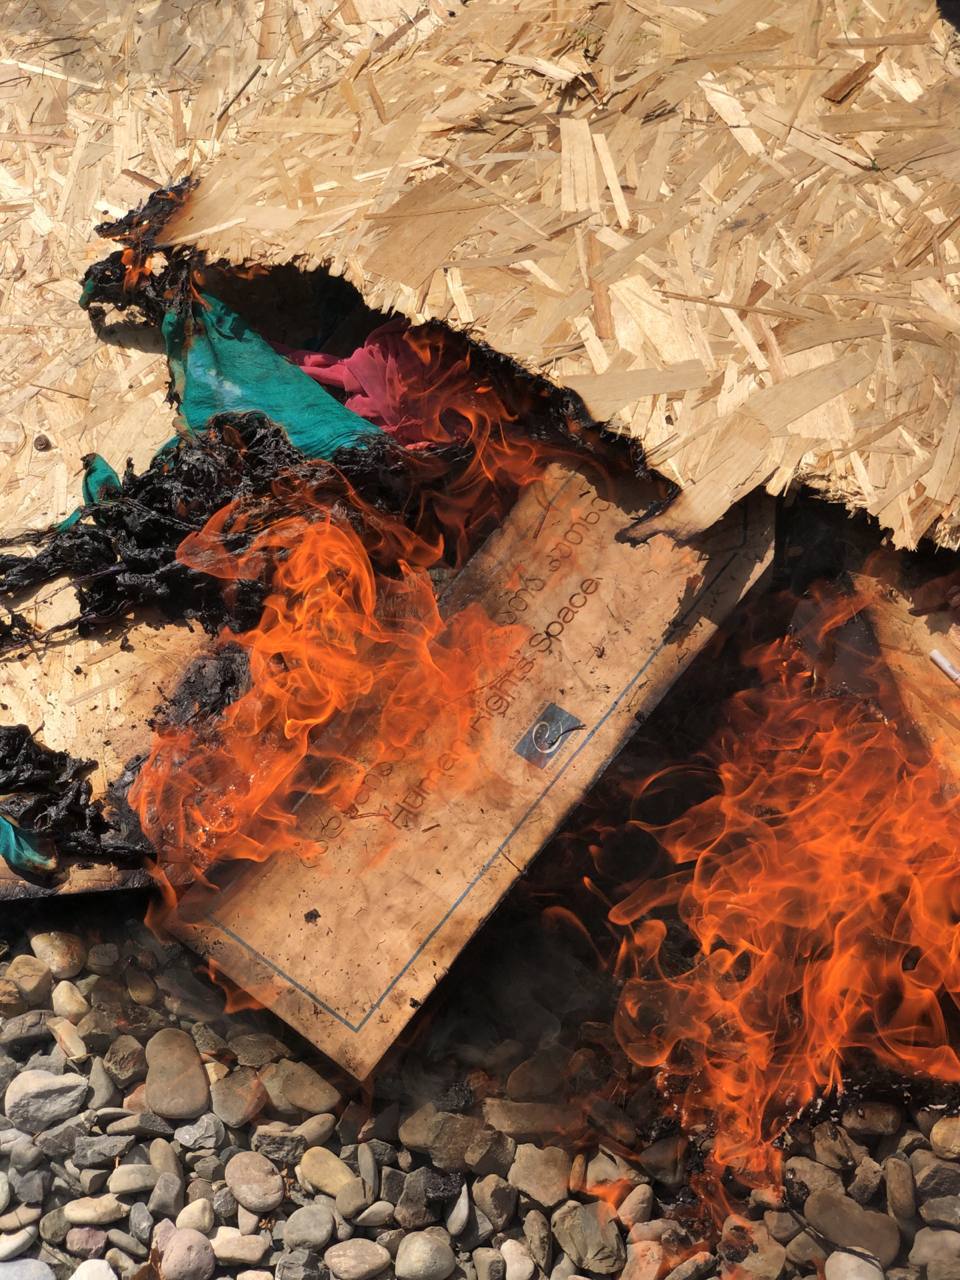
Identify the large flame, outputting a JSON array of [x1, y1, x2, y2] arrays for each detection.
[[611, 588, 960, 1197], [132, 327, 584, 890]]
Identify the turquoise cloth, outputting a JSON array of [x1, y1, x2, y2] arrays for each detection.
[[163, 294, 381, 454], [57, 454, 122, 531], [0, 818, 57, 876], [59, 291, 382, 534]]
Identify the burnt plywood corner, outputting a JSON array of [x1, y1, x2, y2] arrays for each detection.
[[169, 463, 773, 1078]]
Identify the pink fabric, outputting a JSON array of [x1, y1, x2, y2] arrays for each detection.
[[275, 321, 475, 447]]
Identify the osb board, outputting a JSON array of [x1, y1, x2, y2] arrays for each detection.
[[172, 463, 774, 1078], [152, 0, 960, 553], [855, 569, 960, 752]]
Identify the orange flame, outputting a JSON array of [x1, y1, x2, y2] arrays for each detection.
[[132, 336, 589, 895], [612, 587, 960, 1200]]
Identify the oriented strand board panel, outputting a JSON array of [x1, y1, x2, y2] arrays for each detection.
[[154, 0, 960, 550], [856, 570, 960, 751], [172, 463, 773, 1077]]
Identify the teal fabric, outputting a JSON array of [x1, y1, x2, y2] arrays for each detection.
[[56, 454, 122, 531], [0, 817, 57, 876], [63, 291, 381, 528], [163, 294, 381, 454]]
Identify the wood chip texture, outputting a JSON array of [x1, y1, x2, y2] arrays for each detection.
[[151, 0, 960, 550]]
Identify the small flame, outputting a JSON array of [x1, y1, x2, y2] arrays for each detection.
[[611, 587, 960, 1202]]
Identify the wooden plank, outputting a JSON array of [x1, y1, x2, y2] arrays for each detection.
[[171, 462, 774, 1078]]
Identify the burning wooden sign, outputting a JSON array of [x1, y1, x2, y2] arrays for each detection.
[[157, 464, 772, 1078]]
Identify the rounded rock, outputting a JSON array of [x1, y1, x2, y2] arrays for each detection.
[[324, 1238, 392, 1280], [224, 1151, 284, 1214], [301, 1146, 355, 1196], [211, 1069, 268, 1129], [30, 932, 87, 980], [0, 1263, 55, 1280], [3, 1070, 89, 1134], [0, 1226, 38, 1262], [395, 1231, 457, 1280], [284, 1203, 336, 1250], [72, 1263, 118, 1280], [159, 1227, 216, 1280], [824, 1253, 884, 1280], [176, 1200, 215, 1234], [144, 1030, 210, 1122], [6, 956, 52, 1008], [931, 1117, 960, 1160], [63, 1196, 127, 1227]]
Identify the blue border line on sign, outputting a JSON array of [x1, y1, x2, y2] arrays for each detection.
[[207, 511, 752, 1034]]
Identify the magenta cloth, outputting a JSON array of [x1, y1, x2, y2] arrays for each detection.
[[276, 321, 466, 447]]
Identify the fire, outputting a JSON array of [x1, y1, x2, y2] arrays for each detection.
[[132, 328, 588, 894], [611, 588, 960, 1200]]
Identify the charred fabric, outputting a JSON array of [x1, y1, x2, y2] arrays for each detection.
[[0, 181, 648, 882]]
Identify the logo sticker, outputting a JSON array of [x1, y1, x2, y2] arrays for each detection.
[[514, 703, 584, 770]]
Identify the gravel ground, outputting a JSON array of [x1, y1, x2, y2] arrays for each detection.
[[0, 918, 957, 1280]]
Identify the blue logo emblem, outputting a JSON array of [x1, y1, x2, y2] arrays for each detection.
[[514, 703, 583, 770]]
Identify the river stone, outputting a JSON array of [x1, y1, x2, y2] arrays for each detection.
[[175, 1200, 214, 1234], [841, 1102, 902, 1137], [64, 1197, 126, 1227], [923, 1198, 960, 1228], [0, 1226, 38, 1261], [174, 1113, 224, 1151], [918, 1161, 960, 1203], [0, 1263, 55, 1280], [210, 1227, 270, 1264], [720, 1218, 785, 1280], [107, 1164, 160, 1196], [932, 1119, 960, 1160], [72, 1263, 118, 1280], [803, 1191, 901, 1268], [619, 1184, 654, 1228], [103, 1037, 147, 1090], [508, 1145, 571, 1209], [823, 1253, 885, 1280], [551, 1201, 626, 1275], [211, 1069, 267, 1129], [0, 1012, 50, 1053], [301, 1147, 355, 1196], [30, 933, 87, 980], [125, 969, 158, 1007], [474, 1175, 517, 1231], [224, 1151, 283, 1214], [160, 1227, 216, 1280], [229, 1033, 288, 1068], [144, 1030, 209, 1121], [444, 1183, 469, 1236], [285, 1204, 336, 1251], [474, 1248, 507, 1280], [252, 1122, 306, 1168], [783, 1157, 844, 1201], [910, 1229, 960, 1266], [324, 1238, 392, 1280], [269, 1061, 340, 1115], [395, 1232, 456, 1280], [6, 957, 52, 1009], [296, 1114, 337, 1147], [3, 1071, 88, 1134], [499, 1238, 536, 1280], [129, 1202, 153, 1245]]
